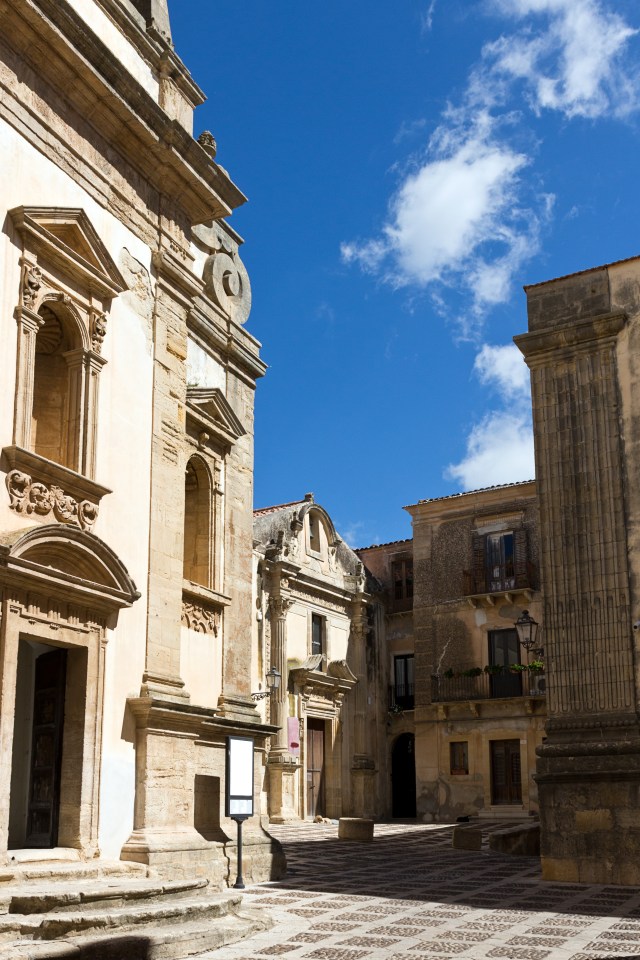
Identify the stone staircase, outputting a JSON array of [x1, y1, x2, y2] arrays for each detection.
[[0, 860, 271, 959]]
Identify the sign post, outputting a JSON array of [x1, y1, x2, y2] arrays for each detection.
[[225, 735, 254, 889]]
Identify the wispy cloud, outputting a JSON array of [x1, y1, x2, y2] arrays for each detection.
[[341, 0, 638, 334], [486, 0, 639, 119], [446, 343, 534, 489], [421, 0, 438, 34]]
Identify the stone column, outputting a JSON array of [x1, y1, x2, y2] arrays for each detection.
[[269, 594, 291, 758], [267, 594, 299, 822], [12, 305, 43, 449], [349, 599, 376, 817], [516, 293, 640, 885]]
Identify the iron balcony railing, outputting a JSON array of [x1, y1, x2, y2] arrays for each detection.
[[431, 669, 546, 703]]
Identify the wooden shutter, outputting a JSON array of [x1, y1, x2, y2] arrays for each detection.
[[514, 529, 528, 587], [472, 534, 486, 593]]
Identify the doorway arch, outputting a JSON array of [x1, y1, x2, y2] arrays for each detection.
[[391, 733, 416, 818]]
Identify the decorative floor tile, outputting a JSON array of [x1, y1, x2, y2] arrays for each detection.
[[342, 935, 401, 947]]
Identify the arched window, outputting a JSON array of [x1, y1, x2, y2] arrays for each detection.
[[183, 456, 212, 587], [31, 304, 81, 470]]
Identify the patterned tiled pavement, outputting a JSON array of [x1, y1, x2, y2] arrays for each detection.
[[202, 821, 640, 960]]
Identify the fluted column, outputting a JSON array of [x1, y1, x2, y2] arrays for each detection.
[[269, 594, 292, 757]]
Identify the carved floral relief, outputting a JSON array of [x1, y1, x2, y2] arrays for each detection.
[[181, 601, 220, 635]]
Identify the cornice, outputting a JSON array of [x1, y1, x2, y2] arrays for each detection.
[[5, 0, 246, 224], [514, 312, 626, 368]]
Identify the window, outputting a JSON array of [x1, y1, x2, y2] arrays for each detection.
[[468, 529, 529, 595], [311, 613, 325, 659], [450, 741, 468, 775], [308, 512, 321, 554], [391, 557, 413, 610], [393, 654, 414, 709], [4, 207, 124, 532]]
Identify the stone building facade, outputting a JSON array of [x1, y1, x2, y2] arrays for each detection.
[[355, 539, 416, 818], [253, 496, 387, 822], [515, 256, 640, 885], [403, 482, 546, 822], [0, 0, 282, 886]]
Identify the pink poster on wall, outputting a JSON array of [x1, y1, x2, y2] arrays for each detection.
[[287, 717, 300, 756]]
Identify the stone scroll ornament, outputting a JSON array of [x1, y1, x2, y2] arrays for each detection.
[[193, 221, 252, 326], [6, 470, 98, 531], [181, 601, 220, 635]]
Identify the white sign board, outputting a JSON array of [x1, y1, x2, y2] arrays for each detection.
[[226, 736, 254, 819]]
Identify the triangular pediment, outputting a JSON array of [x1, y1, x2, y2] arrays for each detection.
[[186, 387, 246, 449], [9, 206, 126, 299]]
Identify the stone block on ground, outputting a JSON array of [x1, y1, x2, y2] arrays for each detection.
[[338, 818, 374, 842], [488, 822, 540, 856], [452, 825, 482, 850]]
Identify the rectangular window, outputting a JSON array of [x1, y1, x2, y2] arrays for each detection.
[[391, 558, 413, 608], [311, 613, 324, 658], [450, 741, 468, 775], [393, 654, 415, 709]]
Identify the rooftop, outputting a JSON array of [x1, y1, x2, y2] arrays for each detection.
[[409, 479, 535, 508], [524, 253, 640, 291], [355, 538, 412, 552]]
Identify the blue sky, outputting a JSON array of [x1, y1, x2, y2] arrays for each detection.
[[171, 0, 640, 548]]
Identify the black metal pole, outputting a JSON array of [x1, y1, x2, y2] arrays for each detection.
[[233, 817, 245, 889]]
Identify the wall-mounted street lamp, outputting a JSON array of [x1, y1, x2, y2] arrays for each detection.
[[251, 666, 281, 701], [515, 609, 540, 655]]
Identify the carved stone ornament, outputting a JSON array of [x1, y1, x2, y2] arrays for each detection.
[[22, 262, 43, 307], [194, 221, 252, 326], [91, 312, 108, 353], [197, 130, 218, 159], [181, 601, 220, 635], [6, 470, 98, 531]]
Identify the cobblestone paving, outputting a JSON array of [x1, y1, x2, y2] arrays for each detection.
[[199, 822, 640, 960]]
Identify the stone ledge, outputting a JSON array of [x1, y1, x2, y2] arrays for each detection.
[[452, 825, 482, 851], [488, 822, 540, 856]]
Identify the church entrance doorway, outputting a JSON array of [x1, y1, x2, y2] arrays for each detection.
[[391, 733, 416, 818], [9, 640, 76, 850], [306, 718, 325, 818]]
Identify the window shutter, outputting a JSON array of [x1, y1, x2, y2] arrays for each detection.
[[514, 529, 528, 587], [472, 534, 486, 593]]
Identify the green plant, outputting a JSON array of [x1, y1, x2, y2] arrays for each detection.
[[509, 663, 527, 673], [484, 664, 503, 675], [528, 659, 545, 672], [443, 668, 455, 680], [462, 667, 482, 678]]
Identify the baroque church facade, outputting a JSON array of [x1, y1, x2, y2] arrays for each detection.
[[0, 0, 283, 886]]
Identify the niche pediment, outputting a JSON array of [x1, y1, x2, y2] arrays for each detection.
[[186, 387, 246, 451], [9, 207, 126, 300]]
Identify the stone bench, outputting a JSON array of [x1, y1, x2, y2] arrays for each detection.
[[338, 818, 374, 842], [452, 825, 482, 851], [488, 822, 540, 856]]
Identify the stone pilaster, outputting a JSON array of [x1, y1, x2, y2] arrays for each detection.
[[349, 599, 376, 816], [266, 594, 299, 822], [516, 305, 640, 884], [141, 247, 201, 704]]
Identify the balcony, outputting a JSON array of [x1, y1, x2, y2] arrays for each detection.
[[431, 667, 546, 703], [462, 561, 537, 606], [388, 683, 415, 711]]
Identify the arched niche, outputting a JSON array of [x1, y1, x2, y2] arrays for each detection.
[[183, 455, 213, 589]]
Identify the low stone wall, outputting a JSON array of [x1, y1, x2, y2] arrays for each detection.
[[489, 823, 540, 857], [338, 818, 374, 842]]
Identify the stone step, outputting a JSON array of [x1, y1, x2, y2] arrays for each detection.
[[4, 877, 207, 916], [0, 905, 270, 959], [0, 861, 147, 886], [0, 893, 242, 942]]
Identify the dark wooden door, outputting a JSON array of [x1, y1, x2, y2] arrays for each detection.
[[490, 739, 522, 805], [392, 733, 416, 817], [25, 649, 67, 847], [306, 719, 325, 818]]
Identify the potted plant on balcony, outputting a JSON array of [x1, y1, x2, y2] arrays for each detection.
[[527, 658, 545, 673]]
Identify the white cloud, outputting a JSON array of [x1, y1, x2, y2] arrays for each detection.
[[342, 114, 542, 329], [474, 343, 530, 400], [487, 0, 639, 118], [341, 0, 637, 332], [421, 0, 438, 33], [445, 411, 535, 489]]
